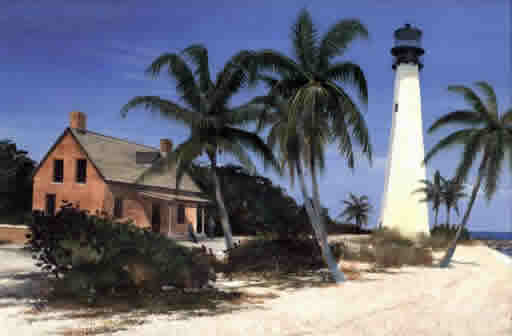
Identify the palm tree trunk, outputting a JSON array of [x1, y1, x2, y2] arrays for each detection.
[[310, 164, 329, 243], [210, 156, 234, 250], [296, 161, 345, 283], [434, 209, 439, 227], [446, 206, 451, 226], [439, 172, 483, 268]]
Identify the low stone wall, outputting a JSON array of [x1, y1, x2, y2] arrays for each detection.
[[0, 225, 30, 244]]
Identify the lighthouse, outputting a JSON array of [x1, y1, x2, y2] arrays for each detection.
[[379, 24, 430, 239]]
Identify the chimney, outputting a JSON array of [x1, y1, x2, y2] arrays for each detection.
[[160, 139, 173, 157], [70, 111, 87, 131]]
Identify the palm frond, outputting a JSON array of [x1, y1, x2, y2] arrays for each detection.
[[216, 138, 257, 175], [325, 62, 368, 105], [223, 127, 280, 173], [181, 44, 214, 93], [454, 129, 486, 183], [326, 82, 372, 164], [428, 110, 483, 133], [134, 137, 203, 186], [291, 9, 318, 74], [318, 18, 369, 70], [423, 129, 476, 165], [474, 81, 498, 117], [145, 53, 203, 111], [250, 49, 304, 80], [483, 132, 505, 200], [120, 96, 201, 127], [501, 107, 512, 124], [447, 85, 494, 124]]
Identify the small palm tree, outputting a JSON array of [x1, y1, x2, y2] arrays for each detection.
[[441, 177, 466, 226], [414, 170, 444, 227], [423, 81, 512, 267], [245, 9, 372, 283], [121, 45, 279, 250], [338, 193, 372, 228]]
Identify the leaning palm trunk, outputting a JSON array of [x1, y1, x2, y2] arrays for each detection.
[[439, 173, 482, 268], [446, 206, 451, 226], [296, 161, 345, 283], [310, 165, 330, 243], [211, 165, 234, 250]]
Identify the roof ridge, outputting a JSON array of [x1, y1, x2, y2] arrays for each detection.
[[73, 128, 160, 151]]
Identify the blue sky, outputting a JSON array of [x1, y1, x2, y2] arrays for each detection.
[[2, 0, 511, 231]]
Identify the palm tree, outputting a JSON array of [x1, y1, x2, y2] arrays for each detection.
[[414, 170, 444, 227], [245, 9, 372, 283], [423, 81, 512, 267], [338, 193, 372, 228], [441, 177, 466, 226], [121, 45, 279, 250]]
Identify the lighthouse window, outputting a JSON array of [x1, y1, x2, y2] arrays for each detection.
[[394, 103, 398, 112]]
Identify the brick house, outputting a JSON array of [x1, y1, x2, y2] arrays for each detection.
[[32, 111, 212, 238]]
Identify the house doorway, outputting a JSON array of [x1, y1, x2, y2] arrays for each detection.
[[45, 194, 56, 216], [151, 203, 161, 233]]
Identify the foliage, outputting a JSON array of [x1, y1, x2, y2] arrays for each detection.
[[26, 202, 215, 300], [338, 193, 372, 228], [440, 177, 466, 225], [220, 238, 344, 275], [0, 139, 35, 216], [342, 228, 434, 268], [423, 81, 512, 267], [239, 9, 373, 283], [121, 44, 279, 250], [415, 170, 444, 226], [188, 163, 314, 239]]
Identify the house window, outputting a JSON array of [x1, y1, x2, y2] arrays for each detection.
[[394, 103, 398, 112], [53, 159, 63, 183], [114, 197, 123, 218], [76, 159, 87, 183], [196, 207, 203, 234], [45, 194, 56, 216], [151, 203, 161, 233], [177, 205, 185, 224]]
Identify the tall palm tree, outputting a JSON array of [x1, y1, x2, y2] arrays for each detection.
[[245, 9, 372, 283], [121, 45, 279, 250], [338, 193, 372, 228], [414, 170, 444, 227], [423, 81, 512, 267], [441, 177, 466, 226]]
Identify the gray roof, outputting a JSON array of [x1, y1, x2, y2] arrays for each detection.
[[69, 128, 201, 192]]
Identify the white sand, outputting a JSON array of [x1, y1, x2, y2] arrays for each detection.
[[112, 244, 511, 336], [1, 243, 510, 336]]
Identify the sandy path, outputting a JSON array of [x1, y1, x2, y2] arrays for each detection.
[[113, 244, 511, 336], [0, 242, 510, 336]]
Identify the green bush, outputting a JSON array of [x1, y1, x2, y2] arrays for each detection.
[[431, 224, 470, 241], [340, 228, 434, 268], [220, 238, 344, 275], [27, 202, 215, 299]]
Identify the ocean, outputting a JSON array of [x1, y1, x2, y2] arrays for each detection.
[[470, 231, 512, 257]]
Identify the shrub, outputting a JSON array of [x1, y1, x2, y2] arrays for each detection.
[[340, 228, 434, 268], [220, 238, 345, 275], [431, 224, 470, 241], [326, 222, 372, 235], [27, 202, 215, 299]]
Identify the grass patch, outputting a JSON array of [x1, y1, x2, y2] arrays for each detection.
[[340, 229, 434, 268]]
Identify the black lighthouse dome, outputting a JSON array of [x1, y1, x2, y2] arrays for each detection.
[[391, 23, 424, 70]]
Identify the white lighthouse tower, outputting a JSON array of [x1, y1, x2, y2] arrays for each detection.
[[379, 24, 430, 239]]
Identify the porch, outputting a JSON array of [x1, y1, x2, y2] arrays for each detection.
[[139, 191, 213, 240]]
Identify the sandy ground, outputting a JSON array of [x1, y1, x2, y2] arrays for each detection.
[[0, 240, 510, 336]]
